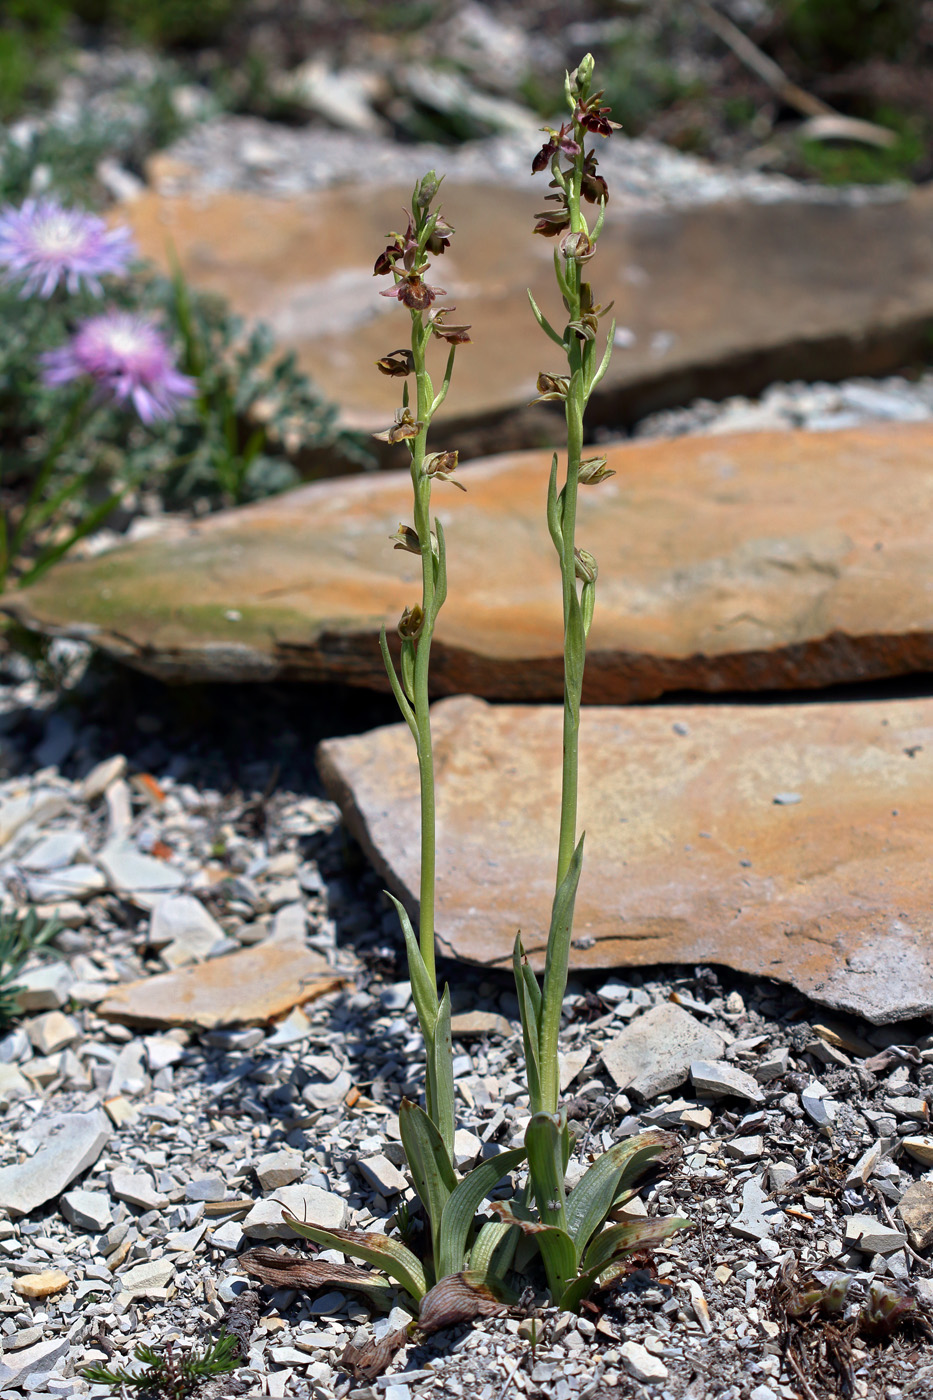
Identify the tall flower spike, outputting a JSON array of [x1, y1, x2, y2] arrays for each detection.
[[0, 199, 136, 297]]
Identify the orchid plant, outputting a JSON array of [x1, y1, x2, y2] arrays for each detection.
[[283, 58, 689, 1330]]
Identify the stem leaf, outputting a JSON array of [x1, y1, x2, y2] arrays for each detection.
[[280, 1213, 427, 1301]]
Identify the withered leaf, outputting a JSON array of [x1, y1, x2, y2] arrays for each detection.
[[418, 1271, 511, 1335], [240, 1247, 392, 1307], [340, 1326, 409, 1381]]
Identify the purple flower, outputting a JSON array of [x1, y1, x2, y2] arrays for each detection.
[[0, 199, 136, 297], [42, 311, 197, 424]]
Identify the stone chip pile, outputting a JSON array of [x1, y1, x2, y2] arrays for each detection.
[[1, 684, 933, 1397]]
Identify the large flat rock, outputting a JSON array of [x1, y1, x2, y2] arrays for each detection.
[[8, 423, 933, 700], [96, 943, 343, 1029], [119, 184, 933, 441], [317, 693, 933, 1024]]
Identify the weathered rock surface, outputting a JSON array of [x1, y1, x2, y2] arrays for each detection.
[[96, 943, 343, 1029], [318, 692, 933, 1023], [118, 184, 933, 437], [9, 423, 933, 700], [602, 1004, 724, 1100], [0, 1109, 110, 1217]]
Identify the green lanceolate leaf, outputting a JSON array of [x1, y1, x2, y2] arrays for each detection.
[[525, 1113, 569, 1234], [379, 628, 418, 743], [280, 1213, 428, 1301], [545, 452, 563, 553], [400, 638, 416, 705], [469, 1219, 518, 1279], [527, 290, 568, 350], [587, 319, 616, 399], [565, 1130, 675, 1253], [512, 932, 542, 1111], [437, 1146, 526, 1280], [399, 1098, 457, 1266], [582, 1215, 693, 1275], [432, 517, 448, 616], [580, 577, 596, 640], [537, 836, 585, 1113], [389, 893, 438, 1038], [430, 984, 456, 1159]]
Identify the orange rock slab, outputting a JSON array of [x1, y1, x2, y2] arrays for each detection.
[[318, 694, 933, 1024], [96, 943, 343, 1029], [7, 423, 933, 701], [117, 183, 933, 436]]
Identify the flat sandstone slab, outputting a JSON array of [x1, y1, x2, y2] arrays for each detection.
[[317, 694, 933, 1024], [96, 943, 343, 1029], [118, 183, 933, 435], [8, 423, 933, 701]]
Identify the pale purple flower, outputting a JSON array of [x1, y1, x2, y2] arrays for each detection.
[[42, 311, 197, 424], [0, 199, 136, 297]]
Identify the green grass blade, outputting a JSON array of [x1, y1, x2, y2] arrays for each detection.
[[280, 1211, 427, 1301], [388, 892, 438, 1035], [437, 1146, 526, 1280]]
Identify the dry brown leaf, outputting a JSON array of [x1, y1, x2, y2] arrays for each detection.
[[418, 1271, 510, 1335]]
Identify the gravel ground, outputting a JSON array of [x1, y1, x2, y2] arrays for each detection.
[[1, 656, 933, 1400]]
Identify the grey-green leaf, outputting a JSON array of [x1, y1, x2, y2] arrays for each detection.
[[565, 1130, 674, 1253], [513, 932, 542, 1112], [525, 1113, 568, 1234], [582, 1215, 693, 1275], [437, 1146, 526, 1280]]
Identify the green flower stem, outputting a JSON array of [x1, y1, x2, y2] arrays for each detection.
[[411, 317, 438, 988]]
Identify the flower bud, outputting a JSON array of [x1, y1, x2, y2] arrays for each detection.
[[375, 349, 415, 377], [414, 171, 441, 210], [578, 456, 615, 485], [389, 523, 421, 554], [574, 547, 598, 584], [398, 604, 425, 639], [568, 53, 596, 103]]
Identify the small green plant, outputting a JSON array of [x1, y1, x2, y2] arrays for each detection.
[[0, 197, 368, 590], [282, 56, 689, 1327], [797, 106, 927, 184], [0, 907, 61, 1028], [83, 1331, 239, 1400]]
